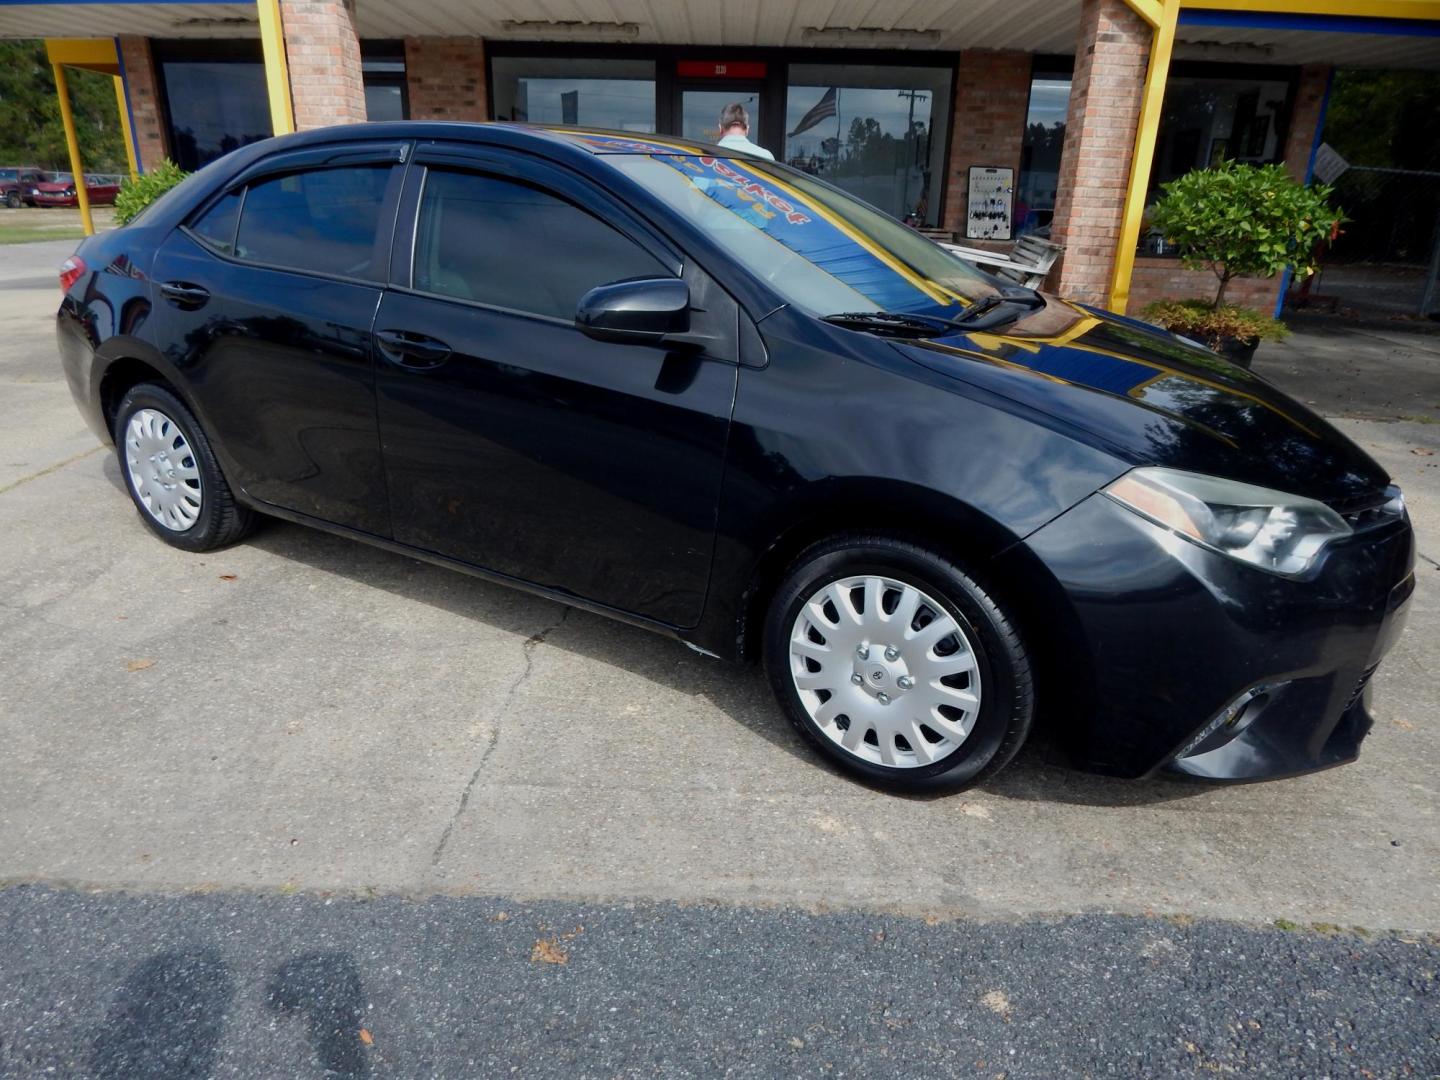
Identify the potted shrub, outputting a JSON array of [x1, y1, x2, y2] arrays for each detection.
[[1142, 162, 1343, 368], [113, 159, 189, 226]]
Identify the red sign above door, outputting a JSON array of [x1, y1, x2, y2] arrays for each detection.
[[677, 60, 767, 80]]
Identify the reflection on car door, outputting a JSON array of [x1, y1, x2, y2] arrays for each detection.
[[149, 152, 404, 535], [373, 150, 738, 626]]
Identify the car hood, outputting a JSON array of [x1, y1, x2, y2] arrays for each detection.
[[891, 297, 1390, 503], [34, 182, 71, 192]]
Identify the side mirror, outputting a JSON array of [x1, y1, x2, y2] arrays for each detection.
[[576, 277, 691, 346]]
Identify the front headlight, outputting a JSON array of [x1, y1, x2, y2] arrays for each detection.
[[1104, 467, 1352, 577]]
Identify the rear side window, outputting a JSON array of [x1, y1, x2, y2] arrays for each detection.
[[413, 168, 668, 320], [233, 165, 396, 280], [190, 189, 242, 255]]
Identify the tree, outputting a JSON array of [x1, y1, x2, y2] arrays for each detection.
[[1148, 162, 1344, 308], [0, 39, 126, 171]]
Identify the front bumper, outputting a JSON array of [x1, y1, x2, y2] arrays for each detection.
[[1010, 491, 1415, 782]]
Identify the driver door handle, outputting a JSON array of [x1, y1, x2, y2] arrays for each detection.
[[375, 329, 452, 370]]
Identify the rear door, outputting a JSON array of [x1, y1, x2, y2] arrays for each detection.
[[149, 144, 406, 536], [373, 145, 738, 626]]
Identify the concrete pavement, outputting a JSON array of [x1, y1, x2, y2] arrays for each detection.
[[1, 243, 1437, 933]]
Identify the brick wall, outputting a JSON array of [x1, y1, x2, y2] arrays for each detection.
[[1048, 0, 1150, 305], [404, 38, 487, 121], [1127, 259, 1279, 313], [280, 0, 366, 128], [941, 50, 1033, 237], [1282, 64, 1331, 182], [117, 36, 168, 172]]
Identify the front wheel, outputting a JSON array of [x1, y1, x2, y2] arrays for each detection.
[[114, 383, 256, 552], [4, 191, 21, 209], [763, 535, 1033, 794]]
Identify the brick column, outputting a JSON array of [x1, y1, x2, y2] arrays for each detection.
[[117, 36, 168, 172], [1282, 64, 1331, 182], [941, 50, 1033, 240], [404, 38, 487, 121], [280, 0, 366, 129], [1048, 0, 1150, 305]]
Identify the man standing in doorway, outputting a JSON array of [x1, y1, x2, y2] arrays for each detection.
[[716, 103, 774, 160]]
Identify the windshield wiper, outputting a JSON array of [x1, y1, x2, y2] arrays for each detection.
[[824, 288, 1046, 338], [821, 311, 961, 337]]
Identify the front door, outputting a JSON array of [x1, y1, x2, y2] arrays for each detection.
[[372, 149, 738, 627], [677, 81, 768, 152]]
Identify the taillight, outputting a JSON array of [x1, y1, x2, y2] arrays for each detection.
[[59, 255, 86, 294]]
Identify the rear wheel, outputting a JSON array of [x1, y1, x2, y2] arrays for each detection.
[[114, 383, 255, 552], [763, 535, 1032, 793]]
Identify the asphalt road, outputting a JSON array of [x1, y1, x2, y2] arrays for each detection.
[[1, 887, 1436, 1079], [2, 238, 1438, 1074]]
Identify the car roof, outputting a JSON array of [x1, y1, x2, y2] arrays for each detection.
[[264, 121, 734, 160]]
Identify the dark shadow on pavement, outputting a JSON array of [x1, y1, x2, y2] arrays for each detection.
[[266, 952, 370, 1079], [91, 949, 233, 1080]]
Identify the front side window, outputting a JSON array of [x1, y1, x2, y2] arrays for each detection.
[[234, 165, 395, 280], [606, 150, 995, 319], [412, 168, 669, 320]]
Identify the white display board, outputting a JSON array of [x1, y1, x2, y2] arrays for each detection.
[[966, 166, 1014, 241]]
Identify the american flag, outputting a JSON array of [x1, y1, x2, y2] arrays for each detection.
[[788, 88, 838, 137]]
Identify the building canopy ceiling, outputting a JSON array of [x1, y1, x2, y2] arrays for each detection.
[[1, 0, 1437, 69]]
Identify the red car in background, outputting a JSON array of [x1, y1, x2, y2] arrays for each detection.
[[28, 172, 122, 208], [1, 166, 45, 207]]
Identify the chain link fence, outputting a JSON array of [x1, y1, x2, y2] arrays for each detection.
[[1295, 164, 1440, 319]]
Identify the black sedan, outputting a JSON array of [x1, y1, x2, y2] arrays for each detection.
[[56, 124, 1414, 793]]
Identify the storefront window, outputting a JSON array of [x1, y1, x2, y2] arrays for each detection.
[[491, 58, 656, 131], [157, 44, 272, 171], [783, 65, 952, 228], [1017, 75, 1071, 237], [362, 42, 407, 121], [1152, 74, 1291, 188]]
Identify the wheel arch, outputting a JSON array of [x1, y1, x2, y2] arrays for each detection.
[[730, 478, 1098, 744]]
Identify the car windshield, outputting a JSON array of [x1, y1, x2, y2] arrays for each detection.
[[605, 145, 996, 320]]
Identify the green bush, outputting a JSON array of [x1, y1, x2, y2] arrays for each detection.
[[113, 159, 189, 225], [1148, 162, 1344, 308], [1142, 298, 1290, 348]]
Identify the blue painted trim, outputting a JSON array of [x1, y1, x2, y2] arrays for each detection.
[[1275, 67, 1336, 319], [1178, 10, 1440, 36], [113, 35, 145, 177], [1305, 67, 1335, 186]]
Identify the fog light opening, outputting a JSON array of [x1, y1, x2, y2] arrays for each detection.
[[1176, 683, 1279, 760]]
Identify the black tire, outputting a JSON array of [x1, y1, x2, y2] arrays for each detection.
[[113, 383, 256, 552], [763, 535, 1032, 794], [4, 191, 21, 209]]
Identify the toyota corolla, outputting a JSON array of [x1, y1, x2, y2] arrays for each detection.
[[56, 124, 1414, 793]]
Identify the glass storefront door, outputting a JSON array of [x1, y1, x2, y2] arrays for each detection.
[[679, 85, 766, 147]]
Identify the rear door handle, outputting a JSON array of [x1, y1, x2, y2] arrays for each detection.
[[375, 328, 451, 370], [159, 281, 210, 308]]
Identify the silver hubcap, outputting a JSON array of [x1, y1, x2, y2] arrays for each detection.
[[124, 408, 202, 531], [789, 575, 982, 769]]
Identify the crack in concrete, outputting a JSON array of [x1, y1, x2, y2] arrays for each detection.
[[0, 444, 103, 497], [429, 606, 571, 867]]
